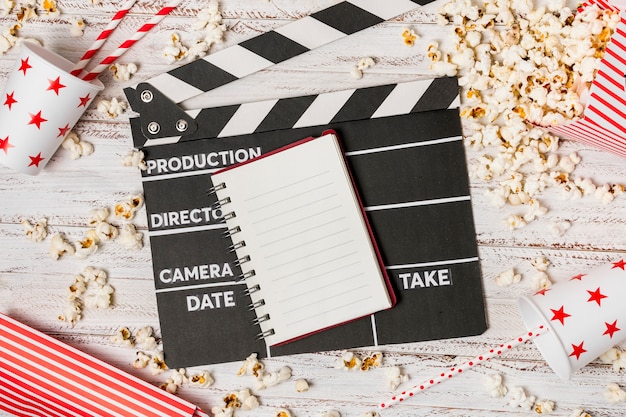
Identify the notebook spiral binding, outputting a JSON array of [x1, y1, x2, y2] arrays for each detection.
[[211, 181, 275, 341]]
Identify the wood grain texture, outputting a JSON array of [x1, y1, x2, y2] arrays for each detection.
[[1, 0, 626, 416]]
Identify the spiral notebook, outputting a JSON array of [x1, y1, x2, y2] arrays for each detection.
[[210, 131, 396, 346]]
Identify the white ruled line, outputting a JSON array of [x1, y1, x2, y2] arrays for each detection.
[[148, 223, 227, 237], [364, 195, 470, 212], [385, 256, 479, 271], [155, 280, 244, 294], [345, 135, 462, 156]]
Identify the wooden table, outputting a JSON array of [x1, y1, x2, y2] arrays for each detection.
[[1, 0, 626, 415]]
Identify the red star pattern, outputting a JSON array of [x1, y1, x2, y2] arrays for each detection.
[[534, 288, 551, 296], [57, 123, 71, 138], [587, 287, 607, 306], [570, 273, 586, 281], [4, 92, 17, 110], [28, 153, 44, 167], [28, 111, 48, 129], [604, 320, 620, 339], [569, 341, 587, 360], [612, 259, 626, 270], [550, 306, 571, 325], [47, 76, 66, 95], [78, 93, 91, 108], [0, 136, 13, 154], [18, 57, 32, 75]]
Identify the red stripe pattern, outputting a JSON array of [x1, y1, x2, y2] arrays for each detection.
[[81, 5, 178, 81], [0, 313, 202, 417], [547, 5, 626, 157], [69, 0, 138, 77]]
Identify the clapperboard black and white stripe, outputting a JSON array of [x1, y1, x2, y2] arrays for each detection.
[[129, 78, 487, 367], [125, 0, 435, 144], [127, 0, 425, 106], [131, 77, 462, 148]]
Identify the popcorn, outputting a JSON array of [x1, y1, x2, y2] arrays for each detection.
[[159, 378, 178, 394], [58, 301, 81, 326], [191, 1, 227, 54], [212, 390, 260, 416], [238, 353, 264, 377], [132, 351, 151, 369], [603, 383, 626, 403], [117, 223, 144, 251], [320, 412, 340, 417], [97, 97, 128, 118], [21, 218, 48, 242], [50, 233, 75, 260], [189, 371, 214, 388], [59, 267, 113, 325], [61, 131, 94, 159], [361, 352, 383, 371], [114, 193, 144, 220], [16, 0, 36, 22], [162, 32, 187, 64], [135, 326, 158, 351], [505, 214, 527, 230], [508, 386, 536, 410], [534, 399, 555, 414], [239, 389, 260, 410], [109, 63, 137, 81], [150, 351, 168, 375], [121, 149, 147, 171], [599, 347, 626, 371], [436, 0, 621, 225], [254, 365, 291, 390], [0, 24, 21, 55], [337, 351, 362, 371], [110, 327, 134, 348], [275, 409, 293, 417], [401, 28, 418, 46], [69, 16, 85, 37], [40, 0, 59, 17], [483, 373, 507, 398], [385, 366, 409, 390], [523, 199, 548, 222], [550, 220, 571, 236], [363, 412, 380, 417], [350, 57, 376, 79], [74, 236, 98, 259], [94, 220, 118, 241], [531, 257, 550, 272], [83, 282, 114, 309], [530, 271, 552, 291], [494, 268, 521, 287], [295, 378, 309, 392]]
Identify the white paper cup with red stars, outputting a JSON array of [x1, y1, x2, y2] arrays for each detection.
[[0, 42, 104, 175], [518, 259, 626, 379]]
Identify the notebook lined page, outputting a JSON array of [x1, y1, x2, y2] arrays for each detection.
[[212, 133, 393, 346]]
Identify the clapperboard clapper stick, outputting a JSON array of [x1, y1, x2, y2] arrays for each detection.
[[123, 0, 434, 143]]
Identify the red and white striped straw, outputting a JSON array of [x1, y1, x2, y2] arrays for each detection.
[[81, 1, 181, 82], [70, 0, 138, 77], [380, 324, 549, 409]]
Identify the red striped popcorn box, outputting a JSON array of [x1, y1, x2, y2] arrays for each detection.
[[546, 1, 626, 157], [0, 313, 207, 417]]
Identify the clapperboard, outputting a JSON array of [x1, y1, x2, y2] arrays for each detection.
[[124, 0, 487, 368]]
